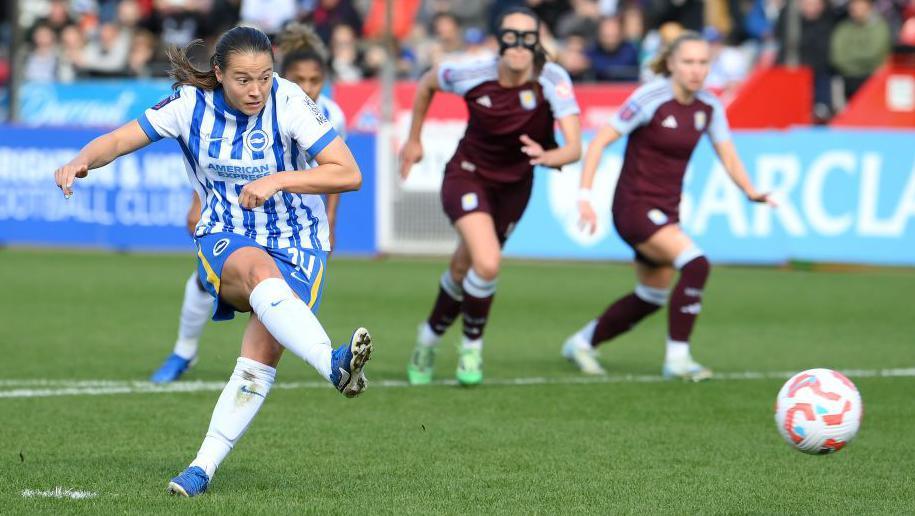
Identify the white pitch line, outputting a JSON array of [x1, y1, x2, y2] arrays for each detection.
[[1, 368, 913, 400], [21, 487, 97, 500]]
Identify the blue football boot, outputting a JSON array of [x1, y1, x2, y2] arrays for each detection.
[[330, 328, 373, 398], [167, 466, 209, 497], [150, 353, 196, 384]]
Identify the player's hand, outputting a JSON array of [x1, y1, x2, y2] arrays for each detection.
[[519, 134, 547, 165], [748, 191, 777, 207], [578, 199, 598, 235], [239, 176, 280, 209], [399, 139, 423, 179], [54, 162, 89, 199]]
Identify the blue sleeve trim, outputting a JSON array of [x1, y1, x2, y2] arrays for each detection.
[[137, 113, 163, 142], [304, 128, 338, 162]]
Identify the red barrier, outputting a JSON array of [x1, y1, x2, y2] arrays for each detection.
[[333, 71, 819, 131], [831, 54, 915, 128], [725, 66, 813, 129], [333, 81, 637, 131]]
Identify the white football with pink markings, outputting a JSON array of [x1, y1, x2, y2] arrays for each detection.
[[775, 368, 863, 454]]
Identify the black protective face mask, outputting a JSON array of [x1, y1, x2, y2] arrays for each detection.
[[498, 28, 539, 55]]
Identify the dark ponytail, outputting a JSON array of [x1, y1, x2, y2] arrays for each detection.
[[277, 23, 328, 75], [167, 26, 274, 90]]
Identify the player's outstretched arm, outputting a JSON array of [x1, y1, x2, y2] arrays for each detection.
[[54, 120, 152, 197], [576, 124, 622, 234], [238, 137, 361, 209], [712, 140, 776, 206], [520, 114, 582, 169], [399, 67, 441, 179]]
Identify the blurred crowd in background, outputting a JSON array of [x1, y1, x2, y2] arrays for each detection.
[[2, 0, 915, 122]]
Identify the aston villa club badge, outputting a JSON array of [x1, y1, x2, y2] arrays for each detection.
[[694, 111, 707, 131], [519, 89, 537, 110]]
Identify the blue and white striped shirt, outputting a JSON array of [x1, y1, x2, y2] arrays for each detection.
[[138, 75, 339, 251]]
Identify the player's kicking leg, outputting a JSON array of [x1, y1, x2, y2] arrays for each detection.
[[151, 273, 213, 383], [168, 244, 373, 496]]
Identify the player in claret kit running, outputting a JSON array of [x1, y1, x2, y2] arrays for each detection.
[[54, 26, 372, 496], [400, 7, 582, 386], [562, 31, 775, 381], [150, 23, 349, 384]]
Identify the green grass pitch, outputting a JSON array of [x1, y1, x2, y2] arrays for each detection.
[[1, 248, 913, 513]]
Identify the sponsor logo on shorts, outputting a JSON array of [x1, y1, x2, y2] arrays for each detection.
[[462, 193, 479, 211], [213, 238, 230, 256], [695, 111, 707, 131], [460, 160, 476, 172], [519, 89, 537, 110], [244, 129, 270, 153], [647, 209, 668, 225]]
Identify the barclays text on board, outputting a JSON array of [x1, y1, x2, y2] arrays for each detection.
[[505, 129, 915, 265]]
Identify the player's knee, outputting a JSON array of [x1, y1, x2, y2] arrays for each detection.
[[246, 262, 282, 292], [674, 247, 709, 275], [471, 256, 500, 281]]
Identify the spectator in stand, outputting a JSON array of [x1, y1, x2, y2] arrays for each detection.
[[24, 23, 63, 82], [703, 26, 750, 97], [587, 15, 639, 81], [329, 23, 363, 82], [554, 0, 601, 38], [557, 31, 593, 80], [776, 0, 836, 123], [646, 0, 704, 32], [141, 0, 204, 49], [462, 26, 497, 61], [82, 22, 132, 76], [621, 3, 645, 44], [59, 24, 86, 80], [426, 12, 467, 67], [830, 0, 892, 100], [128, 29, 159, 76], [240, 0, 297, 35], [524, 0, 573, 35], [32, 0, 76, 38], [311, 0, 363, 44], [418, 0, 490, 30]]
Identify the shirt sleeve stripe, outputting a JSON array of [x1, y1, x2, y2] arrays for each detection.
[[304, 128, 339, 162], [137, 113, 163, 142]]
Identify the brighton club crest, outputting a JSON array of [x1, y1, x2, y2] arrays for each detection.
[[244, 129, 271, 153], [519, 89, 537, 110]]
